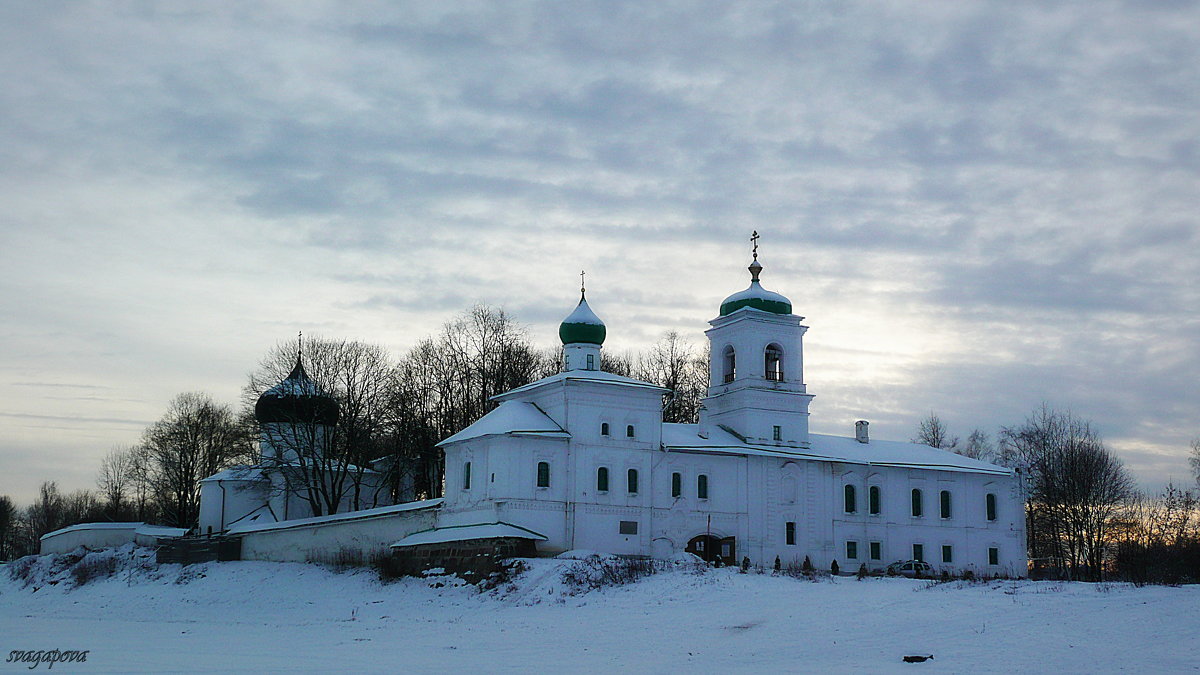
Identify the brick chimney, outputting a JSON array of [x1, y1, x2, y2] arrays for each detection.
[[855, 420, 869, 444]]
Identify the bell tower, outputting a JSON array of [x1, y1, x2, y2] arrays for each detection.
[[700, 233, 813, 446]]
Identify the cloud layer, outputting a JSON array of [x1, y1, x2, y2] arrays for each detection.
[[2, 1, 1198, 503]]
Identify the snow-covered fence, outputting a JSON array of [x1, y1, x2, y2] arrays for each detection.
[[231, 499, 442, 563]]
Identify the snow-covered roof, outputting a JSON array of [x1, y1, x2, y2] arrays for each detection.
[[134, 524, 189, 538], [494, 369, 669, 402], [439, 400, 570, 446], [562, 297, 604, 326], [662, 424, 1011, 475], [39, 522, 142, 540], [227, 499, 443, 535], [391, 521, 548, 548]]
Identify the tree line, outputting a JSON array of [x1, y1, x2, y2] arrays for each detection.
[[0, 306, 710, 558], [914, 409, 1200, 582]]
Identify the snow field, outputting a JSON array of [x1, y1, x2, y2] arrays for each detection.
[[1, 548, 1196, 673]]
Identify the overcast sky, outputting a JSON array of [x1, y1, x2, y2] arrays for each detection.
[[2, 1, 1198, 505]]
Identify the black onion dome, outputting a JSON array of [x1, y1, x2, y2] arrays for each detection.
[[254, 356, 340, 426]]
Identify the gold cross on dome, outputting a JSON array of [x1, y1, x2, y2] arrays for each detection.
[[580, 270, 586, 297], [750, 230, 760, 260]]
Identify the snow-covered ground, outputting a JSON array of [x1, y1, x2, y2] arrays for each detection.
[[2, 547, 1196, 673]]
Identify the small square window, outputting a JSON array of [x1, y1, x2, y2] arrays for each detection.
[[626, 424, 635, 438], [619, 520, 638, 535], [601, 422, 610, 436]]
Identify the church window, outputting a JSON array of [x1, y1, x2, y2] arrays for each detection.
[[988, 547, 999, 565], [697, 474, 709, 499], [869, 486, 881, 515], [587, 354, 595, 370], [601, 422, 610, 436], [536, 461, 550, 488], [844, 484, 857, 513], [627, 468, 639, 494], [462, 462, 471, 491], [870, 541, 882, 560], [597, 467, 609, 492], [912, 543, 924, 562], [671, 472, 682, 498], [773, 425, 782, 441], [846, 541, 858, 560], [619, 520, 638, 535], [942, 545, 953, 563], [986, 493, 997, 521], [723, 346, 736, 383], [940, 490, 952, 519], [785, 521, 796, 545], [626, 424, 635, 438], [911, 489, 923, 517], [765, 344, 783, 381]]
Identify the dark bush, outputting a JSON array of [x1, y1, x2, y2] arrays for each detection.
[[802, 556, 813, 572], [857, 564, 869, 580], [830, 559, 840, 575], [71, 554, 118, 586]]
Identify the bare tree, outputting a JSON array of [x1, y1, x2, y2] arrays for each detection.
[[913, 413, 959, 451], [388, 305, 547, 498], [959, 428, 995, 462], [25, 481, 64, 541], [143, 393, 254, 528], [1000, 405, 1135, 580], [0, 496, 17, 560], [97, 446, 136, 520], [1189, 438, 1200, 490], [634, 331, 709, 424]]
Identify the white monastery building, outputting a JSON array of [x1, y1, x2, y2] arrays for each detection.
[[419, 250, 1027, 574], [44, 242, 1025, 577]]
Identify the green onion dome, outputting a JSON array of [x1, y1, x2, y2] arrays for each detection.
[[720, 260, 792, 316], [254, 356, 340, 426], [559, 295, 606, 345]]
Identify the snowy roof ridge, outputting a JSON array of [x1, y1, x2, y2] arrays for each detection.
[[391, 521, 549, 548], [661, 424, 1012, 475], [494, 369, 669, 401], [439, 400, 570, 446], [226, 499, 443, 535], [39, 522, 144, 540]]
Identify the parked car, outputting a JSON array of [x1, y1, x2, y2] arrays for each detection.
[[886, 560, 933, 577]]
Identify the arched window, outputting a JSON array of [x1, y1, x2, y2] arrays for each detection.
[[627, 468, 639, 494], [536, 461, 550, 488], [765, 344, 783, 381], [601, 422, 610, 436], [462, 462, 472, 491], [782, 474, 797, 504], [986, 493, 997, 521], [697, 474, 709, 499], [869, 485, 881, 515], [844, 484, 857, 513], [626, 424, 635, 438], [596, 467, 609, 492], [911, 489, 923, 517], [940, 490, 952, 519], [723, 346, 736, 383], [671, 472, 682, 498]]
